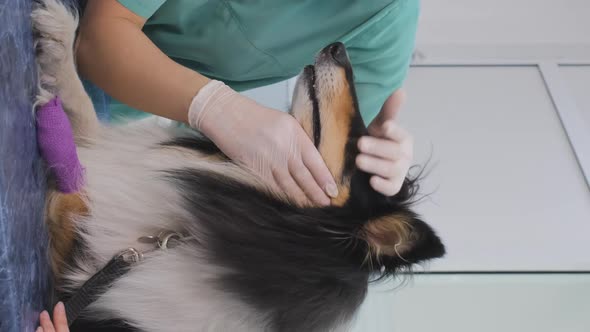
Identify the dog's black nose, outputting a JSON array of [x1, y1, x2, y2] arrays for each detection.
[[328, 42, 349, 67]]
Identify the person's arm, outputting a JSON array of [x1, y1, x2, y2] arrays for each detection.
[[77, 0, 209, 123], [76, 0, 336, 206]]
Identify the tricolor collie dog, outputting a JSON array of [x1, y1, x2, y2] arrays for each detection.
[[33, 1, 445, 331]]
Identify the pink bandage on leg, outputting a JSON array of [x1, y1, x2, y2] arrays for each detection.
[[36, 96, 84, 193]]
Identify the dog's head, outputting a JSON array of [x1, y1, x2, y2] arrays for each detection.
[[290, 42, 445, 274], [174, 43, 445, 331]]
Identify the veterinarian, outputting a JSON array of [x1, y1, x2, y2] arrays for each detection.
[[72, 0, 418, 206]]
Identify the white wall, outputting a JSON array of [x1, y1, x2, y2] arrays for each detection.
[[362, 274, 590, 332], [415, 0, 590, 60], [561, 65, 590, 127], [401, 65, 590, 272], [417, 0, 590, 45]]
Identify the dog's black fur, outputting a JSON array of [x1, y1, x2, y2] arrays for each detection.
[[145, 54, 443, 330], [71, 107, 444, 332]]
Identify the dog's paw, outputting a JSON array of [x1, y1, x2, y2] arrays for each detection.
[[32, 0, 79, 107]]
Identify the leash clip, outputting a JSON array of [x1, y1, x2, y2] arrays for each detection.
[[156, 230, 181, 250], [137, 230, 182, 251], [116, 247, 143, 263]]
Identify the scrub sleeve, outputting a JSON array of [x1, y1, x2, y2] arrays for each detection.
[[91, 0, 419, 125]]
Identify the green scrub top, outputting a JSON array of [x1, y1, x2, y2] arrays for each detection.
[[112, 0, 419, 124]]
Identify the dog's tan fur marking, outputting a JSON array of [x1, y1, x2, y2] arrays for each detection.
[[297, 108, 314, 141], [317, 67, 355, 205], [46, 191, 88, 276], [290, 75, 315, 141], [362, 214, 413, 258], [330, 185, 350, 207]]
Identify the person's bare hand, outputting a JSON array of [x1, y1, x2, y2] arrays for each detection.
[[357, 89, 414, 196], [37, 302, 69, 332]]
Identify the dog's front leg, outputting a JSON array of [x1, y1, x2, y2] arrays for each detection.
[[33, 0, 99, 143]]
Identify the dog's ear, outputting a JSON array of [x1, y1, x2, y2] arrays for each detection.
[[360, 211, 445, 264]]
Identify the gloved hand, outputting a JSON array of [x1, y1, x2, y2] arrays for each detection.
[[189, 80, 338, 206], [36, 96, 84, 193]]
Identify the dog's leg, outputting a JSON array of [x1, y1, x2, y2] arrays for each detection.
[[32, 0, 99, 142], [45, 191, 89, 277], [32, 0, 96, 277]]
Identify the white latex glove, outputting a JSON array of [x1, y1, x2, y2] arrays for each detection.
[[189, 80, 338, 206]]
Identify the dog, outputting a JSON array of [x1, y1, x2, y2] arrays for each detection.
[[32, 0, 445, 331]]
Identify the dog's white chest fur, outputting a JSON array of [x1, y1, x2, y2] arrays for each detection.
[[68, 125, 265, 332]]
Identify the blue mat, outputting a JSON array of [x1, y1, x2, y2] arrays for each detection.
[[0, 0, 52, 331]]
